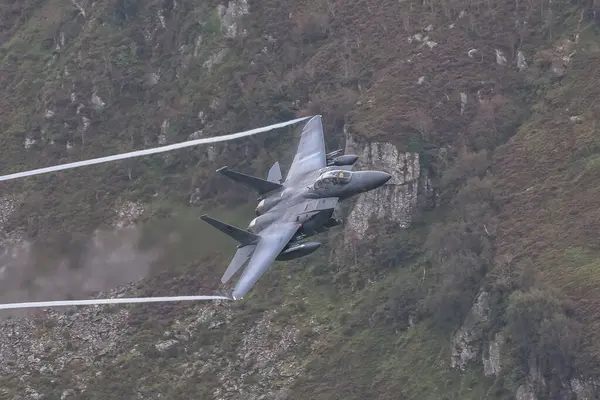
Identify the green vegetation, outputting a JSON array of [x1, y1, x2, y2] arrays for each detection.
[[1, 0, 600, 399]]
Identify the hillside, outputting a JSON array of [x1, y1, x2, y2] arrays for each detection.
[[1, 0, 600, 399]]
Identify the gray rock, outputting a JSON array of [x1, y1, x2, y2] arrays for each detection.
[[450, 291, 490, 370]]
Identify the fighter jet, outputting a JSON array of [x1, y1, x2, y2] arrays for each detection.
[[200, 115, 391, 300], [0, 114, 391, 311]]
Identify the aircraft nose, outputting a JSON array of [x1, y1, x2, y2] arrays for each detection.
[[375, 171, 392, 186], [366, 171, 392, 189]]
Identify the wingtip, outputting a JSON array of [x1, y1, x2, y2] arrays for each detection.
[[216, 166, 228, 173]]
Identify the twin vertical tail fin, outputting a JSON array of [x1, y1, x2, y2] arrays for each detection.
[[266, 161, 283, 184], [216, 166, 283, 196]]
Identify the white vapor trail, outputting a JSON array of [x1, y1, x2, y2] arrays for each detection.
[[0, 116, 312, 182], [0, 295, 233, 310], [0, 116, 312, 311]]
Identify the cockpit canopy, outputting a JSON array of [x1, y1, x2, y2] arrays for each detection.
[[314, 170, 353, 189]]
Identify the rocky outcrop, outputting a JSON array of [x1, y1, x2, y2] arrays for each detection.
[[0, 286, 133, 377], [513, 356, 600, 400], [217, 0, 249, 38], [342, 127, 432, 241], [516, 383, 538, 400], [113, 200, 145, 228], [570, 378, 600, 400], [482, 332, 503, 377], [215, 309, 311, 399], [451, 291, 491, 370], [345, 142, 419, 239], [0, 196, 18, 235], [451, 291, 600, 400], [0, 284, 321, 400]]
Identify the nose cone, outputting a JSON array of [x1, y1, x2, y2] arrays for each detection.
[[372, 171, 392, 187], [361, 171, 391, 191]]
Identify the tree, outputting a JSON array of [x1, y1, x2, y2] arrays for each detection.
[[504, 288, 583, 390]]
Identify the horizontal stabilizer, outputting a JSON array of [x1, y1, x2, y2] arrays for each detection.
[[217, 166, 283, 195], [222, 244, 256, 284], [200, 215, 259, 246]]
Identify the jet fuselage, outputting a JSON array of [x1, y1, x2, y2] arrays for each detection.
[[248, 166, 391, 242]]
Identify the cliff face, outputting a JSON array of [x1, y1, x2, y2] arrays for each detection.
[[343, 132, 426, 240], [1, 0, 600, 399]]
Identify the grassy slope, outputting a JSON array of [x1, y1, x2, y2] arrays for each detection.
[[492, 28, 600, 362], [1, 0, 600, 398]]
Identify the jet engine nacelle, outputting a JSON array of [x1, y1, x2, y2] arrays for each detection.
[[255, 196, 283, 215], [247, 213, 278, 233], [276, 241, 322, 261], [328, 154, 358, 166]]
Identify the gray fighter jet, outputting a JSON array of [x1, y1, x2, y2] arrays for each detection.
[[201, 115, 392, 300], [0, 114, 391, 311]]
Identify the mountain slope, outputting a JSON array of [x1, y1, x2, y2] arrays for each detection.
[[1, 0, 600, 399]]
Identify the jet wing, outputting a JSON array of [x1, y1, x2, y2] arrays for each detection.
[[231, 222, 300, 300], [285, 115, 326, 182]]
